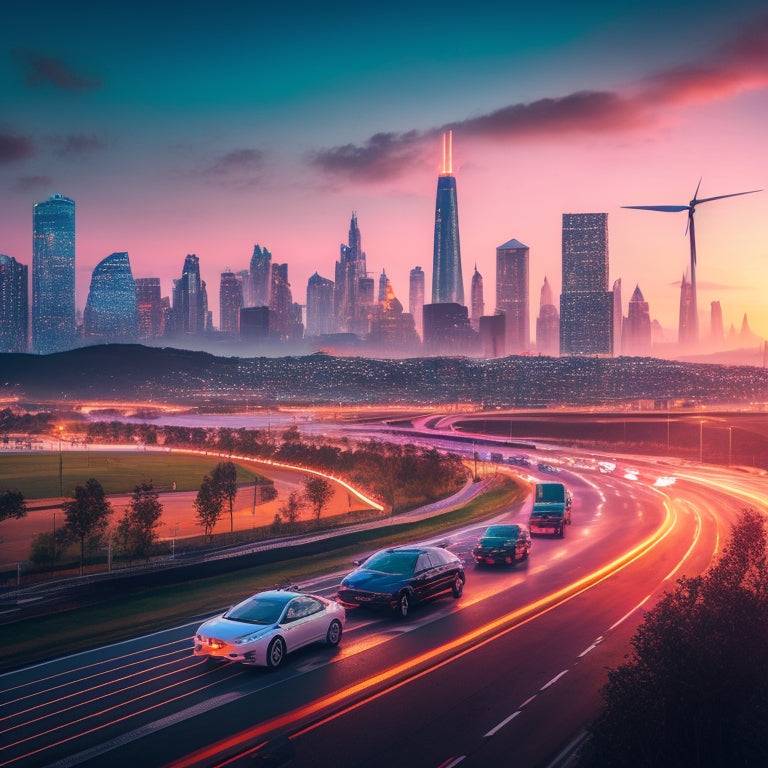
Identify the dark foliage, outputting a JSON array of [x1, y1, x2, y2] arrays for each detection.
[[584, 509, 768, 767], [61, 478, 113, 575], [0, 489, 27, 522]]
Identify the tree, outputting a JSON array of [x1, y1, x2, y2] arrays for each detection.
[[62, 478, 113, 575], [0, 489, 27, 522], [116, 481, 163, 562], [194, 475, 223, 542], [258, 481, 278, 504], [304, 476, 334, 525], [585, 509, 768, 767], [212, 461, 238, 533], [279, 491, 304, 530]]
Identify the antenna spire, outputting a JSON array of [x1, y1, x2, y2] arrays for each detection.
[[441, 130, 453, 175]]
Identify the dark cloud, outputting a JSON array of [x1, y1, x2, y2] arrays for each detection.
[[12, 175, 54, 193], [12, 49, 102, 92], [0, 132, 35, 164], [201, 148, 265, 188], [50, 134, 108, 157], [310, 131, 424, 181], [311, 14, 768, 182]]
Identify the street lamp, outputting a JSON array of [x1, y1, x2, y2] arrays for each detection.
[[699, 420, 703, 464], [728, 426, 733, 467], [58, 426, 64, 497]]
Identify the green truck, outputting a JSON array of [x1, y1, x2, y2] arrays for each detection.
[[529, 481, 572, 538]]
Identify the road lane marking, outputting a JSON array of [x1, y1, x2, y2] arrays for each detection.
[[484, 710, 520, 737], [540, 670, 568, 690]]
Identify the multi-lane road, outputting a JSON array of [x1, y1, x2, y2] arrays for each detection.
[[2, 424, 766, 768]]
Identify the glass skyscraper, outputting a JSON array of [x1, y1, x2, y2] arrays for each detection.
[[496, 238, 530, 353], [431, 132, 464, 306], [0, 254, 28, 353], [83, 252, 139, 341], [32, 194, 75, 354], [559, 213, 613, 356]]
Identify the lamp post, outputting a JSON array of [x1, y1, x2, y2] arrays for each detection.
[[699, 420, 703, 463], [728, 426, 733, 467], [58, 428, 64, 498]]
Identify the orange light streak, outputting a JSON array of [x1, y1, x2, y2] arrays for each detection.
[[169, 502, 676, 768]]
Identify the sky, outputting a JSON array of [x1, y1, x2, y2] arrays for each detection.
[[2, 0, 768, 344]]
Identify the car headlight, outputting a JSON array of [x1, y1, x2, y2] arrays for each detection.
[[234, 629, 270, 645]]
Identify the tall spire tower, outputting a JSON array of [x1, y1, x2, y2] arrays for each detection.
[[431, 131, 464, 305]]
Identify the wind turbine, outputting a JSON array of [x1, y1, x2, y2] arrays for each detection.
[[622, 181, 761, 345]]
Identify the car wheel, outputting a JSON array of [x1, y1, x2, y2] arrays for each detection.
[[452, 574, 464, 598], [326, 619, 343, 646], [267, 636, 286, 668], [395, 591, 410, 619]]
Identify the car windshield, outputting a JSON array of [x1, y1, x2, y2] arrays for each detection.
[[485, 525, 518, 539], [224, 595, 288, 625], [363, 550, 419, 576]]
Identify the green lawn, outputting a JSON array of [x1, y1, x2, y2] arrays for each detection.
[[0, 476, 523, 672], [0, 451, 261, 498]]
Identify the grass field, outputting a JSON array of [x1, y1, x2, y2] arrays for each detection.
[[0, 451, 261, 499], [0, 476, 523, 672]]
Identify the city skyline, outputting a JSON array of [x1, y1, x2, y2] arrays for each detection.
[[2, 1, 767, 341]]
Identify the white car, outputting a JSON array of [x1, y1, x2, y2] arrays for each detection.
[[193, 589, 345, 667]]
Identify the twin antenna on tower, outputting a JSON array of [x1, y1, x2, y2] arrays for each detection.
[[441, 130, 453, 176]]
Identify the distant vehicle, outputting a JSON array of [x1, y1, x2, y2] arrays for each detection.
[[472, 524, 531, 566], [490, 452, 504, 463], [337, 545, 465, 619], [193, 590, 345, 668], [506, 455, 529, 466], [529, 481, 572, 538]]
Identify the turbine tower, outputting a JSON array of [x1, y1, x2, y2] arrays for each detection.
[[623, 181, 760, 346]]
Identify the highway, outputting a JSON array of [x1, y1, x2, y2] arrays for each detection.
[[1, 424, 766, 768]]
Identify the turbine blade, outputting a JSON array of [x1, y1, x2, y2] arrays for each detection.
[[693, 178, 702, 201], [695, 189, 762, 205], [622, 205, 690, 212]]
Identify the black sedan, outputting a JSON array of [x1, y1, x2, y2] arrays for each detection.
[[472, 524, 531, 566], [336, 545, 465, 618]]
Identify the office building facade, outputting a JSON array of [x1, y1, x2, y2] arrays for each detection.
[[0, 254, 28, 352], [559, 213, 613, 355], [496, 238, 529, 354], [135, 277, 164, 339], [83, 252, 139, 342], [470, 266, 484, 331], [409, 266, 425, 339], [306, 272, 335, 337], [219, 270, 244, 334], [32, 194, 76, 353]]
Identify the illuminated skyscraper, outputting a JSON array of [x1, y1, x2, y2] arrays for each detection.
[[83, 252, 139, 342], [269, 263, 303, 340], [559, 213, 613, 355], [496, 239, 529, 353], [0, 254, 28, 352], [170, 254, 208, 336], [470, 266, 484, 331], [431, 131, 464, 305], [612, 278, 622, 356], [219, 270, 243, 334], [135, 277, 164, 339], [409, 266, 425, 339], [32, 194, 76, 353]]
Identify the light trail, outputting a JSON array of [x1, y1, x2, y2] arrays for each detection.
[[168, 502, 678, 768]]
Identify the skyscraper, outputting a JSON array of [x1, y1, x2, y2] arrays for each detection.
[[334, 213, 368, 334], [219, 270, 244, 334], [711, 300, 724, 348], [470, 266, 484, 331], [409, 266, 425, 339], [535, 276, 559, 356], [431, 131, 464, 305], [496, 239, 529, 353], [678, 270, 694, 347], [83, 252, 139, 342], [135, 277, 164, 339], [32, 194, 75, 354], [0, 254, 28, 353], [623, 285, 651, 356], [378, 269, 388, 303], [559, 213, 613, 356], [269, 263, 303, 340], [612, 278, 622, 356], [248, 245, 272, 307], [170, 254, 208, 336], [306, 272, 335, 337]]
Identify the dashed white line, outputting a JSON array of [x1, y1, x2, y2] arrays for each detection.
[[540, 669, 569, 690], [608, 595, 651, 631], [484, 710, 521, 738]]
